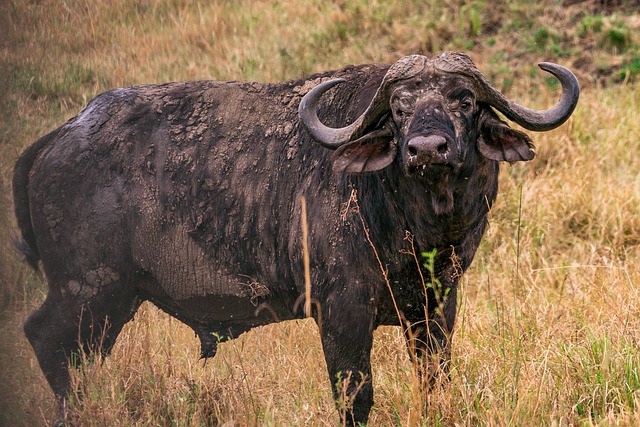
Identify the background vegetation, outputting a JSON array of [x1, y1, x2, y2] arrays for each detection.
[[1, 0, 640, 425]]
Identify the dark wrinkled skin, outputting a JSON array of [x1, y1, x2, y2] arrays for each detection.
[[14, 59, 546, 426]]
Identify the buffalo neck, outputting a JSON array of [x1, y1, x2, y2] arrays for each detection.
[[348, 154, 499, 259]]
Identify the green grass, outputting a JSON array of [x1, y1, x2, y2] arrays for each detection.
[[1, 0, 640, 426]]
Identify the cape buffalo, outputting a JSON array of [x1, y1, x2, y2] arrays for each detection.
[[13, 51, 578, 425]]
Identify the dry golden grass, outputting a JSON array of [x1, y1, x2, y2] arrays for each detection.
[[1, 0, 640, 426]]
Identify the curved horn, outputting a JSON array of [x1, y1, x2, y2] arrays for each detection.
[[299, 55, 429, 149], [480, 62, 580, 131], [433, 52, 579, 132], [298, 79, 362, 149]]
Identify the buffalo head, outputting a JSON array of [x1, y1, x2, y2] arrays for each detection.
[[299, 52, 579, 211]]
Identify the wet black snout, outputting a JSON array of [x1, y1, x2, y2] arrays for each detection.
[[407, 135, 450, 165]]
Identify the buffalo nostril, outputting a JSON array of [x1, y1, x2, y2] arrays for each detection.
[[407, 135, 449, 161], [437, 141, 448, 154]]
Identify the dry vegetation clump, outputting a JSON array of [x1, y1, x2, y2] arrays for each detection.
[[1, 0, 640, 426]]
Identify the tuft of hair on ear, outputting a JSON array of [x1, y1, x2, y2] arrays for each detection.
[[477, 110, 536, 162], [332, 127, 396, 174]]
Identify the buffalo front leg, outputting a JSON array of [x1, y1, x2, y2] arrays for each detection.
[[319, 301, 375, 426], [404, 284, 458, 388]]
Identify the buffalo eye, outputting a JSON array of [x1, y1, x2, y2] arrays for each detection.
[[459, 99, 473, 112], [391, 95, 413, 121], [450, 96, 475, 116], [447, 87, 476, 114]]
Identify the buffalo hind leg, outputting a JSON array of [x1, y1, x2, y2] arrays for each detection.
[[24, 299, 75, 403], [24, 286, 140, 423]]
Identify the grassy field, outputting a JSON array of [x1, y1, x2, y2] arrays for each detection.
[[1, 0, 640, 425]]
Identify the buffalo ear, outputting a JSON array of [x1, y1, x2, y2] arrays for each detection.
[[332, 128, 396, 174], [477, 109, 535, 162]]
